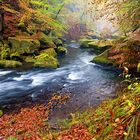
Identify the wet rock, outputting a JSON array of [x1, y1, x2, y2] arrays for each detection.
[[34, 48, 59, 68], [0, 60, 22, 68], [8, 37, 40, 54], [57, 46, 67, 55], [80, 38, 113, 54], [39, 32, 56, 48], [54, 38, 63, 46], [91, 50, 114, 66]]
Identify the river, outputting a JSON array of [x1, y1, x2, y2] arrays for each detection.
[[0, 43, 121, 117]]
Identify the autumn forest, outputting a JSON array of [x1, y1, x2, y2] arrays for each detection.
[[0, 0, 140, 139]]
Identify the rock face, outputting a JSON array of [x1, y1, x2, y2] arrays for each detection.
[[90, 37, 140, 71], [0, 60, 22, 68], [57, 46, 67, 55], [80, 38, 113, 54], [91, 50, 114, 66], [0, 32, 68, 69], [24, 48, 59, 68], [34, 48, 59, 68], [39, 32, 56, 48], [8, 37, 40, 54]]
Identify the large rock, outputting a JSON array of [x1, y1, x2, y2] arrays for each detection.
[[39, 32, 56, 48], [79, 38, 94, 48], [57, 46, 67, 55], [54, 38, 63, 46], [88, 40, 113, 48], [80, 38, 113, 54], [40, 48, 57, 57], [8, 37, 40, 54], [34, 54, 59, 68], [0, 60, 22, 68], [91, 50, 114, 66], [34, 48, 59, 68], [0, 43, 10, 59]]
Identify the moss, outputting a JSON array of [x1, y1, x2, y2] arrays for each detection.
[[25, 56, 35, 63], [34, 53, 59, 68], [8, 37, 20, 49], [92, 50, 114, 66], [79, 38, 94, 48], [54, 39, 63, 46], [41, 48, 57, 57], [24, 48, 59, 68], [0, 110, 3, 117], [8, 37, 40, 54], [10, 52, 20, 60], [49, 84, 140, 140], [0, 43, 10, 59], [80, 39, 113, 55], [20, 40, 32, 48], [88, 40, 113, 48], [0, 60, 22, 68], [39, 32, 56, 48], [137, 63, 140, 72], [0, 41, 3, 47], [57, 46, 67, 55]]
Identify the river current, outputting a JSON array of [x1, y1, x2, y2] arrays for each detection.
[[0, 43, 121, 115]]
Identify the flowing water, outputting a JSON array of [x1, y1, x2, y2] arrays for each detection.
[[0, 43, 121, 117]]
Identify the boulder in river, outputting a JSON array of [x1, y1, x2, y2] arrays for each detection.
[[80, 38, 113, 54], [0, 60, 22, 68], [57, 46, 67, 55], [91, 49, 114, 66], [39, 32, 56, 48], [34, 48, 59, 68]]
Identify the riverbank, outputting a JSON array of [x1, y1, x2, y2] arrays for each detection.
[[0, 80, 139, 140], [46, 83, 140, 140]]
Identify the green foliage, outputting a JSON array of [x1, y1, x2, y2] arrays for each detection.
[[0, 110, 3, 117], [51, 83, 140, 140], [92, 50, 114, 66], [57, 46, 67, 55], [7, 137, 18, 140], [0, 60, 22, 68], [34, 48, 59, 68]]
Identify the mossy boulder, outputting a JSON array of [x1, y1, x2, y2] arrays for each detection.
[[40, 48, 57, 57], [0, 60, 22, 68], [57, 46, 67, 55], [34, 48, 59, 68], [0, 43, 10, 59], [79, 38, 94, 48], [25, 56, 35, 63], [80, 39, 113, 54], [8, 37, 40, 54], [39, 32, 56, 48], [34, 53, 59, 68], [54, 39, 63, 46], [10, 52, 21, 61], [88, 40, 112, 54], [25, 48, 59, 68], [88, 40, 113, 48], [91, 50, 114, 66]]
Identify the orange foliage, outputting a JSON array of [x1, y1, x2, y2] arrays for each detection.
[[108, 40, 140, 69], [58, 124, 93, 140], [3, 12, 19, 39], [0, 105, 48, 139], [0, 94, 70, 139]]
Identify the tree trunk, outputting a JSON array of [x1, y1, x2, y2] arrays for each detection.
[[0, 11, 4, 41]]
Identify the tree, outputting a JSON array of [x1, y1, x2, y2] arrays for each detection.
[[0, 0, 66, 38], [89, 0, 140, 35]]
